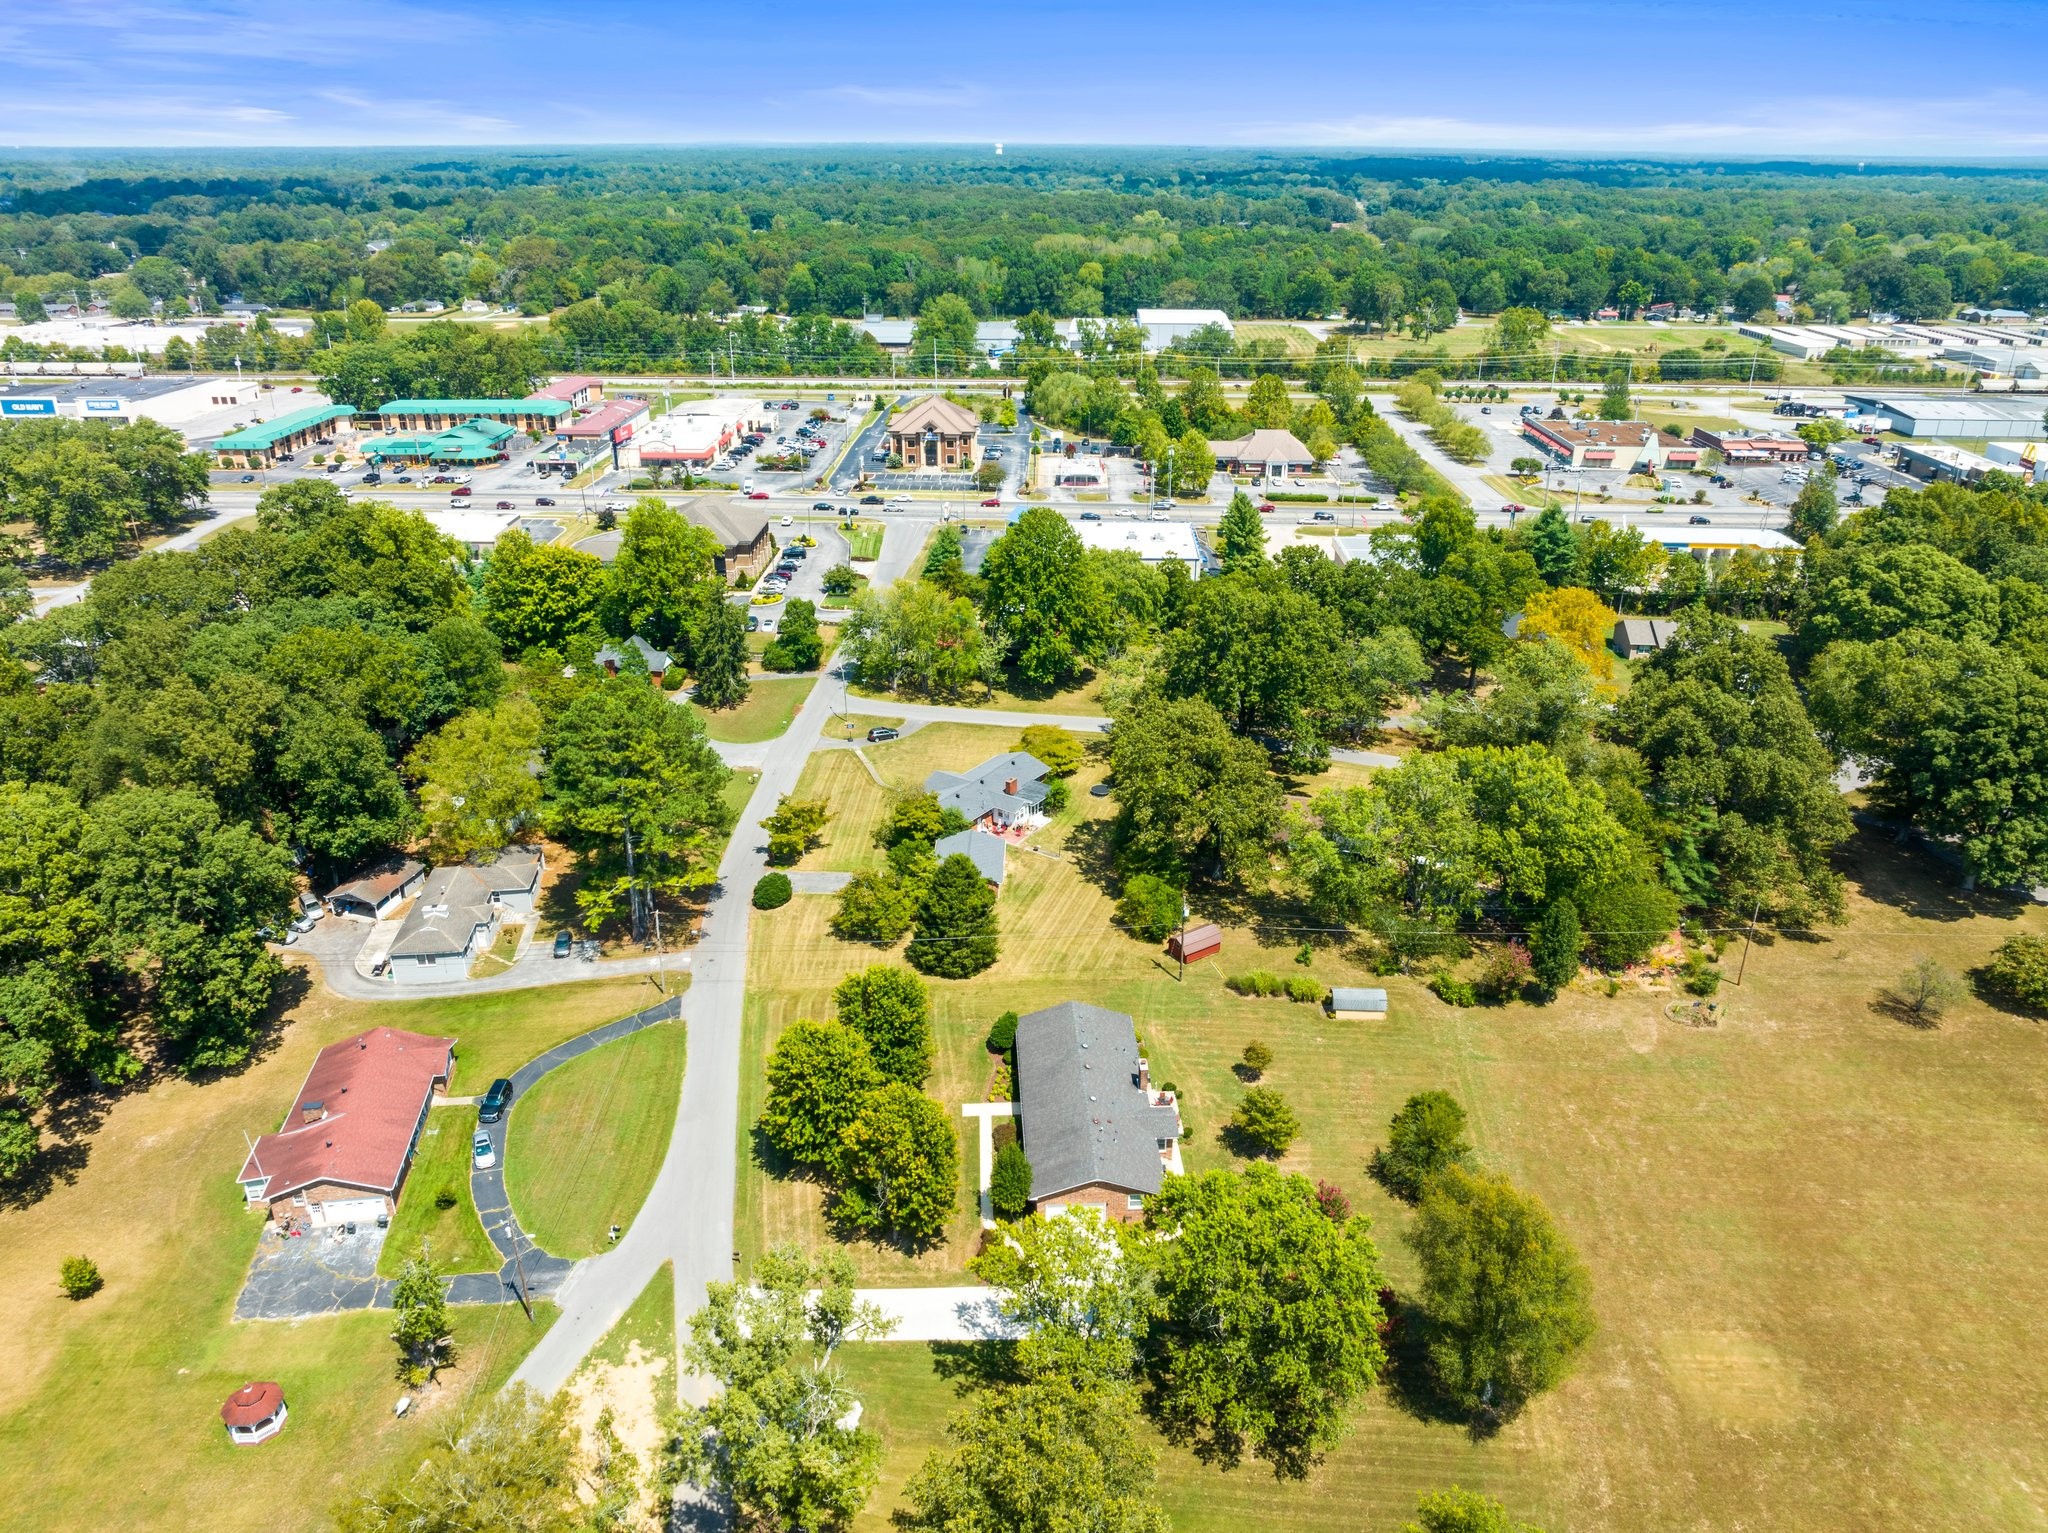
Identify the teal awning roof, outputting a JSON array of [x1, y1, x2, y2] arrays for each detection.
[[213, 404, 355, 450]]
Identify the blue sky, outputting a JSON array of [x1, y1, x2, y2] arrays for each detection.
[[5, 0, 2047, 157]]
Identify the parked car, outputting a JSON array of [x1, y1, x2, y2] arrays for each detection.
[[472, 1131, 497, 1171], [287, 912, 319, 939], [1480, 405, 1492, 414], [781, 514, 794, 527], [290, 385, 304, 393], [867, 726, 899, 743], [553, 929, 572, 958], [535, 496, 556, 506], [479, 1078, 514, 1123]]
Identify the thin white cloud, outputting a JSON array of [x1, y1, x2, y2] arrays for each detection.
[[1235, 94, 2048, 156], [812, 84, 986, 110]]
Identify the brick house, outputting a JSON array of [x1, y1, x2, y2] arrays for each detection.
[[1521, 417, 1700, 472], [1015, 1001, 1183, 1222], [236, 1026, 454, 1226], [887, 395, 981, 469]]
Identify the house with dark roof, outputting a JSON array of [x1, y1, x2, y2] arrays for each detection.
[[596, 635, 673, 684], [926, 752, 1051, 831], [1015, 1001, 1183, 1222], [236, 1026, 453, 1226], [386, 847, 544, 986], [325, 857, 427, 919], [673, 493, 774, 577], [935, 827, 1008, 888], [1613, 617, 1679, 658]]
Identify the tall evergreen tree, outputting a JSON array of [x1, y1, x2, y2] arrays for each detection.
[[906, 852, 999, 977]]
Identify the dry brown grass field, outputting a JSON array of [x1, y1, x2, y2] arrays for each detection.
[[742, 730, 2048, 1533], [0, 973, 661, 1533]]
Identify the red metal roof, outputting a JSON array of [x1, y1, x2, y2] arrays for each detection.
[[221, 1380, 284, 1427], [557, 398, 648, 438], [526, 375, 605, 401], [237, 1027, 453, 1200]]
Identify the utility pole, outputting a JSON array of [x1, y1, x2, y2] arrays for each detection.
[[1734, 897, 1762, 986], [509, 1217, 533, 1323]]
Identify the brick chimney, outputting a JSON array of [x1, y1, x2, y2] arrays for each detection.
[[300, 1101, 325, 1126], [1004, 777, 1019, 795], [1137, 1056, 1150, 1092]]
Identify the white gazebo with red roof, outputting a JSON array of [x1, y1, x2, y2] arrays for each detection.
[[220, 1380, 288, 1444]]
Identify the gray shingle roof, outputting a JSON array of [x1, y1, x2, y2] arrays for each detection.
[[934, 827, 1006, 886], [387, 847, 542, 959], [1016, 1001, 1181, 1201], [925, 752, 1050, 824], [597, 634, 674, 674]]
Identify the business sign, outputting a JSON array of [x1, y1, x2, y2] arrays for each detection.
[[83, 398, 124, 414], [0, 397, 56, 416], [610, 422, 635, 445]]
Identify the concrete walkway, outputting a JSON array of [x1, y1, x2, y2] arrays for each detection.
[[854, 1285, 1022, 1343], [787, 871, 853, 894]]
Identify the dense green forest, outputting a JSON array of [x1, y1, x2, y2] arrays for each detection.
[[5, 149, 2048, 381]]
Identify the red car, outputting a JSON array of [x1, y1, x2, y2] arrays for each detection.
[[748, 491, 770, 500], [1257, 501, 1276, 514], [981, 497, 1002, 508], [495, 500, 515, 509], [1862, 435, 1882, 445], [450, 486, 472, 497]]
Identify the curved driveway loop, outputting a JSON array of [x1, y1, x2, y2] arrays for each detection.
[[231, 996, 681, 1320]]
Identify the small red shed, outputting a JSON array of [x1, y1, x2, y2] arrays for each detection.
[[1167, 923, 1222, 964]]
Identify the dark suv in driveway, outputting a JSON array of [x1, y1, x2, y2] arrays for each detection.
[[479, 1077, 514, 1123]]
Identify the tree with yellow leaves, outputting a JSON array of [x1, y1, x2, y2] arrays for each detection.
[[1519, 586, 1616, 679]]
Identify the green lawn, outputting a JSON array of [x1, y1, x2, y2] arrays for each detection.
[[506, 1019, 687, 1258], [582, 1260, 676, 1378], [840, 1342, 1548, 1533], [789, 722, 1024, 875], [436, 976, 678, 1092], [845, 521, 885, 559], [692, 676, 816, 743], [0, 978, 613, 1533], [378, 1106, 498, 1277], [741, 781, 2048, 1533]]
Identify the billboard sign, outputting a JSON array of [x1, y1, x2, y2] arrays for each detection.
[[0, 397, 56, 416]]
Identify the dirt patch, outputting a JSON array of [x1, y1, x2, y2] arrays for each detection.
[[569, 1340, 671, 1490]]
